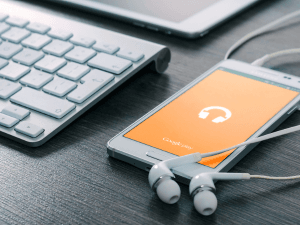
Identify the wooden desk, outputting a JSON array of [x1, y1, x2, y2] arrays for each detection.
[[1, 0, 300, 224]]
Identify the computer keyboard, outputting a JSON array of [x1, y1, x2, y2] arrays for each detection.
[[0, 2, 171, 146]]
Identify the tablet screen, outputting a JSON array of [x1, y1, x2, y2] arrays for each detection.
[[89, 0, 220, 22], [124, 68, 299, 168]]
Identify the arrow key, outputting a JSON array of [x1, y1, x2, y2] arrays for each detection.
[[0, 113, 19, 128], [15, 121, 44, 138]]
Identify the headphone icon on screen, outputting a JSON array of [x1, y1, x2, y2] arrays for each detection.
[[198, 106, 232, 123]]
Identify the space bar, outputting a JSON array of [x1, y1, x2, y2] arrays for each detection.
[[10, 87, 76, 119]]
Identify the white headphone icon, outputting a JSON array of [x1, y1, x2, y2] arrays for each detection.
[[199, 106, 232, 123]]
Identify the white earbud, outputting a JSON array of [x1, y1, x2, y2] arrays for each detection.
[[189, 172, 250, 216], [148, 153, 202, 204]]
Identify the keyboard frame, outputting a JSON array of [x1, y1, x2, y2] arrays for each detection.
[[0, 2, 171, 147]]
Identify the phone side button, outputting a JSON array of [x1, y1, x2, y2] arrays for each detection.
[[287, 106, 298, 115], [146, 151, 171, 161]]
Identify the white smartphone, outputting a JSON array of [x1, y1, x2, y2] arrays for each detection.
[[107, 60, 300, 184]]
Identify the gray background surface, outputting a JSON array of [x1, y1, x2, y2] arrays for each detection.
[[1, 0, 300, 224]]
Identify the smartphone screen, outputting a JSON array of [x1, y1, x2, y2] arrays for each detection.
[[124, 68, 300, 168]]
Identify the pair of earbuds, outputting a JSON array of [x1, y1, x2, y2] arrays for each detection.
[[148, 124, 300, 215], [148, 153, 250, 216]]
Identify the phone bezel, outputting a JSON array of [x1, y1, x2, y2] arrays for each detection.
[[59, 0, 259, 38], [107, 59, 300, 183]]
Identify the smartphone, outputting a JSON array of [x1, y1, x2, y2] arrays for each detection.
[[107, 60, 300, 184]]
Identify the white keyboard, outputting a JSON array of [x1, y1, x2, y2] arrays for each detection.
[[0, 2, 170, 146]]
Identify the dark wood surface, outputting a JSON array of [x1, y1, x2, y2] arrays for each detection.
[[1, 0, 300, 224]]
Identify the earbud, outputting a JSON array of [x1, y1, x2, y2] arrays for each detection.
[[148, 153, 202, 204], [189, 172, 250, 216]]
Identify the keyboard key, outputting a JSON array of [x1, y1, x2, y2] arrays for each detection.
[[57, 62, 90, 81], [70, 36, 95, 48], [26, 22, 51, 34], [43, 77, 77, 97], [117, 49, 144, 62], [0, 58, 8, 69], [48, 29, 72, 41], [81, 69, 114, 84], [0, 79, 22, 99], [0, 113, 19, 128], [1, 27, 31, 43], [11, 87, 76, 119], [13, 48, 44, 66], [5, 17, 29, 28], [20, 69, 53, 89], [67, 76, 114, 104], [88, 53, 132, 74], [93, 42, 119, 54], [22, 33, 52, 50], [34, 55, 67, 73], [0, 62, 30, 81], [65, 46, 96, 63], [0, 13, 8, 22], [0, 42, 23, 59], [0, 22, 10, 34], [15, 121, 44, 138], [43, 39, 73, 57], [2, 105, 30, 120]]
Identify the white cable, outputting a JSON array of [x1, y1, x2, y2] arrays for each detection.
[[251, 48, 300, 66], [250, 175, 300, 180], [201, 124, 300, 158], [224, 10, 300, 60]]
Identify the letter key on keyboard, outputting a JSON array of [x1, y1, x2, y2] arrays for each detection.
[[0, 42, 23, 59], [92, 42, 119, 54], [0, 58, 8, 69], [5, 17, 29, 28], [22, 33, 52, 50], [0, 22, 10, 34], [65, 46, 96, 64], [0, 62, 30, 81], [88, 53, 132, 74], [20, 69, 53, 89], [43, 77, 77, 97], [0, 79, 22, 99], [1, 27, 31, 43], [34, 55, 67, 73], [43, 39, 73, 57], [26, 22, 51, 34], [11, 87, 76, 119], [70, 36, 95, 48], [0, 14, 8, 22], [13, 48, 44, 66], [57, 62, 90, 81], [48, 30, 73, 41]]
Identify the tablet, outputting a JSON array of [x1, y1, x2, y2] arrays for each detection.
[[59, 0, 259, 39]]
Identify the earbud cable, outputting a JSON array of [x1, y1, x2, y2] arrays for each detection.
[[250, 175, 300, 180], [225, 10, 300, 60], [202, 124, 300, 158], [251, 48, 300, 66]]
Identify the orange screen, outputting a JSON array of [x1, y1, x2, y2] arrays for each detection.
[[125, 69, 299, 168]]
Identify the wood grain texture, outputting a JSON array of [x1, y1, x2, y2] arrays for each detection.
[[1, 0, 300, 224]]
